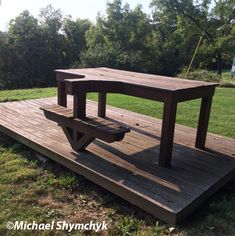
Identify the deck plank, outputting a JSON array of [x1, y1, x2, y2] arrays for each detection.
[[0, 97, 234, 224]]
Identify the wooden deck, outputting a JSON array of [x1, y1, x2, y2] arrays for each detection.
[[0, 97, 234, 224]]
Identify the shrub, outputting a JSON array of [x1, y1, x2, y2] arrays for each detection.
[[76, 42, 124, 68], [177, 69, 222, 82], [220, 82, 235, 88]]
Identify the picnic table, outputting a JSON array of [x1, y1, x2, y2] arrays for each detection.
[[41, 67, 218, 167]]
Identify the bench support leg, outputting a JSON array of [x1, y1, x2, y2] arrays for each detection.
[[75, 134, 95, 151], [61, 126, 94, 151], [159, 100, 177, 167], [61, 126, 73, 145], [98, 92, 106, 118]]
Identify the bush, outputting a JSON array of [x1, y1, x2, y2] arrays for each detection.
[[220, 82, 235, 88], [77, 42, 124, 68], [177, 69, 222, 82]]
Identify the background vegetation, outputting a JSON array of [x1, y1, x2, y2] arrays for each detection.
[[0, 0, 234, 89]]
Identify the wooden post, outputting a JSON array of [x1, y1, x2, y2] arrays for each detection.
[[159, 100, 177, 167], [57, 81, 67, 107], [98, 92, 107, 117], [73, 92, 86, 118], [195, 96, 213, 149]]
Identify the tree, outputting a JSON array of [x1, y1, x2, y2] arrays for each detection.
[[63, 17, 92, 65], [0, 32, 10, 89], [1, 1, 234, 90], [81, 0, 154, 72], [199, 0, 235, 73], [3, 10, 43, 88], [0, 6, 70, 89], [150, 0, 235, 74], [38, 5, 67, 85]]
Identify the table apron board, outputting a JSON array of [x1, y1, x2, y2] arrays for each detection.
[[61, 79, 215, 103]]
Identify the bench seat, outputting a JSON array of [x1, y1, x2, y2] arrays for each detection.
[[40, 105, 130, 144]]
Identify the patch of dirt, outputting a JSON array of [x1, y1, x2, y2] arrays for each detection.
[[38, 193, 109, 224]]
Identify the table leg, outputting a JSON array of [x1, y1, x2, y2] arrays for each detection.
[[159, 101, 177, 167], [195, 96, 213, 149], [98, 92, 107, 118], [57, 81, 67, 107], [73, 92, 86, 118]]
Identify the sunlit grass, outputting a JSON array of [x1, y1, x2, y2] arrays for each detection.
[[0, 87, 57, 102]]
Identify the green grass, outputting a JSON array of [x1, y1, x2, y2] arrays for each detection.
[[0, 87, 57, 103], [0, 134, 171, 236], [1, 87, 234, 138], [220, 70, 235, 87], [0, 86, 234, 235]]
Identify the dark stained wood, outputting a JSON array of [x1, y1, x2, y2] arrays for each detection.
[[56, 70, 85, 81], [159, 99, 177, 167], [195, 96, 213, 149], [57, 81, 67, 107], [0, 98, 234, 224], [73, 92, 86, 118], [61, 126, 74, 147], [175, 86, 215, 102], [75, 133, 95, 151], [65, 79, 123, 94], [57, 67, 218, 91], [40, 105, 130, 150], [58, 68, 218, 103], [98, 92, 107, 118]]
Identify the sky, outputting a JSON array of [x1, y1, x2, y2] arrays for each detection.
[[0, 0, 152, 31]]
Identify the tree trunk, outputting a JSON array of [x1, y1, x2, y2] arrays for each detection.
[[217, 50, 222, 76]]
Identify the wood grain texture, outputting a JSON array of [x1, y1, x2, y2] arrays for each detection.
[[0, 97, 234, 224], [56, 67, 218, 91], [40, 105, 130, 144]]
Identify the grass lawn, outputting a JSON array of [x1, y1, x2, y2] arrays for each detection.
[[221, 70, 235, 87], [0, 87, 235, 235]]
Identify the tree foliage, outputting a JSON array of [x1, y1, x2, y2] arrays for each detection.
[[0, 5, 92, 89], [0, 1, 234, 89], [151, 0, 235, 74]]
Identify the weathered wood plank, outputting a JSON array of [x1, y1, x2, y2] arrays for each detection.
[[0, 98, 234, 224], [2, 100, 232, 192], [59, 67, 218, 91]]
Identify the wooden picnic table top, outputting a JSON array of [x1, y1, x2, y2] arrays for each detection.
[[55, 67, 218, 93]]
